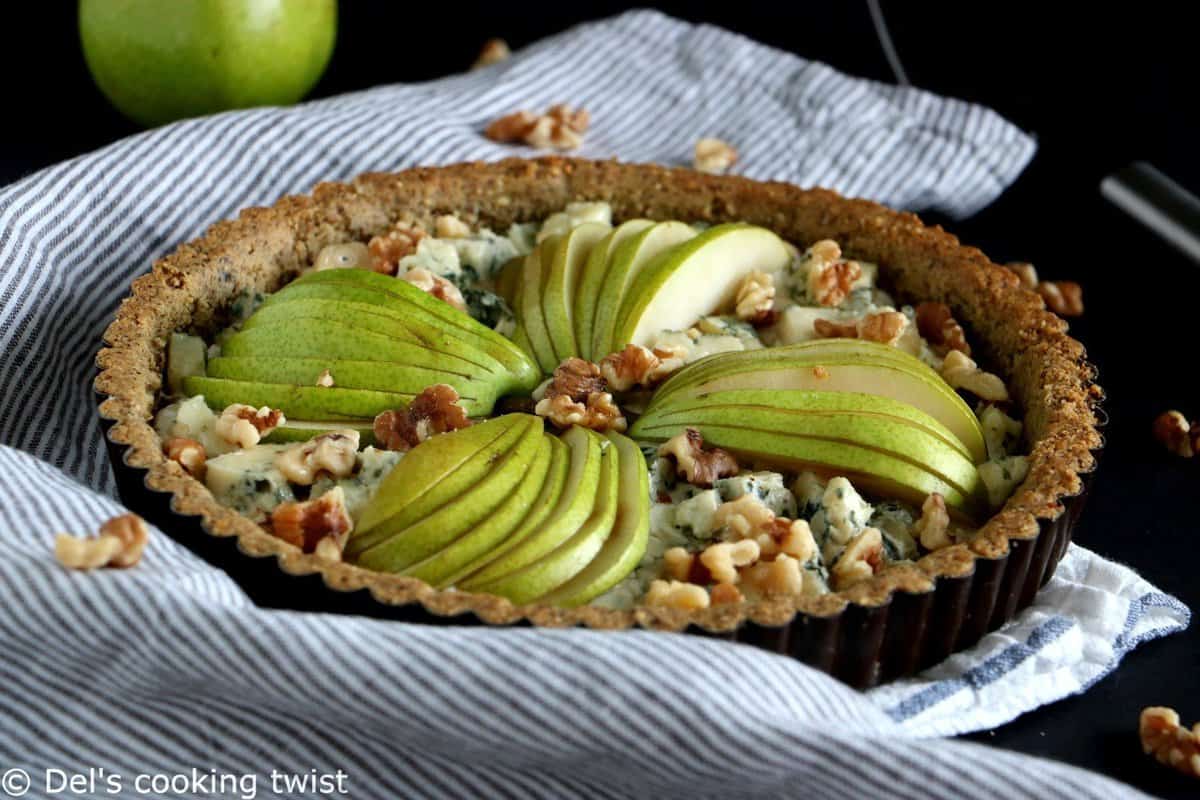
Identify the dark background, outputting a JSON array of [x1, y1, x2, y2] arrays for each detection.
[[4, 3, 1196, 797]]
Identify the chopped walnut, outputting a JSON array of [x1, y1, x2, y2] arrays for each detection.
[[1005, 261, 1039, 289], [1140, 706, 1200, 779], [55, 513, 149, 570], [316, 369, 335, 388], [772, 518, 817, 563], [699, 539, 761, 584], [713, 494, 776, 539], [714, 495, 816, 562], [314, 242, 372, 272], [734, 270, 775, 324], [740, 553, 805, 597], [434, 214, 472, 239], [710, 582, 744, 605], [805, 240, 862, 307], [485, 104, 589, 151], [813, 310, 908, 346], [940, 350, 1009, 402], [374, 384, 473, 452], [402, 268, 468, 312], [544, 357, 607, 400], [268, 487, 353, 553], [275, 430, 361, 485], [693, 137, 739, 174], [215, 404, 285, 449], [657, 428, 739, 488], [163, 436, 206, 479], [471, 38, 510, 69], [1153, 410, 1196, 458], [644, 579, 711, 611], [535, 392, 627, 433], [913, 492, 952, 551], [1037, 280, 1084, 317], [662, 547, 695, 582], [915, 302, 971, 357], [831, 527, 884, 589], [599, 344, 684, 391], [367, 223, 425, 275]]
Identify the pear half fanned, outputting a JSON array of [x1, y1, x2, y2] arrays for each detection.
[[573, 219, 654, 361], [540, 221, 611, 363], [516, 243, 561, 374]]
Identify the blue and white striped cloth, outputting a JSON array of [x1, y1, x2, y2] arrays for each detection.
[[0, 11, 1185, 798]]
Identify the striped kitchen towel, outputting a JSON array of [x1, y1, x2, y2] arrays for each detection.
[[0, 9, 1183, 799]]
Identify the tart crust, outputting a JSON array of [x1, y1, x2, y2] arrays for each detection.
[[95, 157, 1102, 639]]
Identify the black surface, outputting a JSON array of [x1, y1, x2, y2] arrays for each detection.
[[6, 3, 1198, 797]]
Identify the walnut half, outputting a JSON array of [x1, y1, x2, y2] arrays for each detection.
[[374, 384, 472, 452], [56, 513, 149, 570], [657, 428, 738, 487], [268, 487, 354, 554], [536, 357, 627, 432], [1141, 706, 1200, 779]]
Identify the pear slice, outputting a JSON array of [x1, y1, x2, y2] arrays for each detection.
[[536, 431, 649, 606], [264, 419, 375, 444], [573, 219, 653, 361], [436, 435, 570, 589], [457, 425, 604, 590], [403, 434, 554, 586], [516, 244, 560, 374], [183, 376, 420, 420], [353, 417, 544, 572], [282, 270, 539, 388], [650, 342, 986, 463], [492, 255, 525, 304], [632, 390, 984, 519], [346, 414, 534, 557], [540, 221, 611, 363], [611, 223, 792, 349], [590, 221, 697, 360], [471, 430, 620, 604]]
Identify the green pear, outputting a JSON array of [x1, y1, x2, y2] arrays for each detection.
[[403, 434, 553, 586], [347, 414, 534, 556], [590, 221, 697, 360], [573, 220, 654, 361], [516, 244, 561, 374], [540, 221, 612, 363], [352, 418, 544, 572], [264, 420, 374, 444], [166, 332, 207, 395], [471, 430, 620, 604], [649, 341, 986, 462], [536, 431, 649, 606], [612, 224, 792, 350], [184, 376, 416, 420], [437, 435, 570, 589], [493, 255, 525, 304], [284, 270, 538, 388], [458, 425, 604, 589]]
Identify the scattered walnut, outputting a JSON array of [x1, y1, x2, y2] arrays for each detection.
[[813, 310, 908, 346], [1037, 280, 1084, 317], [163, 436, 206, 479], [374, 384, 473, 452], [1005, 261, 1039, 289], [740, 553, 805, 597], [699, 539, 761, 584], [268, 487, 353, 553], [367, 223, 425, 274], [1140, 707, 1200, 779], [402, 268, 467, 312], [485, 104, 589, 151], [693, 137, 739, 174], [734, 270, 775, 323], [773, 518, 817, 563], [55, 513, 149, 570], [543, 357, 607, 401], [434, 214, 472, 239], [215, 404, 285, 449], [485, 110, 538, 142], [275, 430, 361, 485], [313, 534, 347, 562], [314, 242, 372, 272], [713, 494, 775, 539], [535, 392, 627, 433], [1153, 410, 1196, 458], [599, 344, 684, 391], [471, 38, 510, 69], [644, 579, 710, 611], [657, 428, 739, 487], [316, 369, 335, 388], [913, 492, 952, 551], [805, 240, 862, 307], [831, 527, 884, 589], [710, 582, 744, 605], [662, 546, 695, 582], [812, 318, 858, 339], [940, 350, 1009, 402], [915, 302, 971, 356]]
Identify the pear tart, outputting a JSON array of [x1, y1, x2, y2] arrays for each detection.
[[95, 158, 1102, 687]]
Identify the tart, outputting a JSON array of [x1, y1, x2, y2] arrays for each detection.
[[95, 158, 1102, 687]]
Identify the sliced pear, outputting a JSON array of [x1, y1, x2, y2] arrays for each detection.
[[573, 219, 653, 361], [437, 435, 570, 589], [166, 332, 207, 395], [536, 431, 649, 606], [516, 244, 560, 374], [346, 415, 533, 556], [493, 255, 524, 304], [458, 425, 604, 589], [282, 270, 539, 387], [353, 418, 544, 572], [183, 376, 421, 420], [472, 430, 620, 604], [264, 420, 375, 444], [541, 221, 611, 363], [590, 221, 697, 359], [612, 223, 792, 349], [403, 434, 553, 586], [649, 341, 986, 463]]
